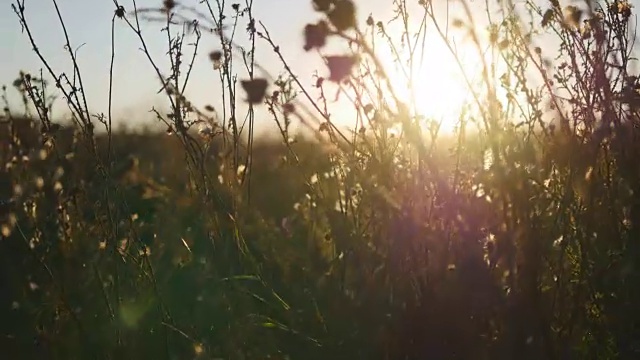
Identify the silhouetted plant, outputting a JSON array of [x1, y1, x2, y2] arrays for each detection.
[[3, 0, 640, 359]]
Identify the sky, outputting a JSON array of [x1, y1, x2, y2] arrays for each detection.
[[2, 0, 629, 136], [1, 0, 344, 123]]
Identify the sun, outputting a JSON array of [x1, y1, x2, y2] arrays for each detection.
[[382, 33, 489, 133]]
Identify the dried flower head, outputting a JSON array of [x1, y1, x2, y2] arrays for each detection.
[[115, 6, 125, 18], [324, 55, 358, 83], [241, 78, 269, 104], [303, 21, 329, 52], [327, 0, 356, 32], [163, 0, 176, 12]]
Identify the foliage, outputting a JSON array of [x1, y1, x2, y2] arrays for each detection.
[[2, 0, 640, 359]]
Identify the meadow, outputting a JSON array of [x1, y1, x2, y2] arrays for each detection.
[[2, 0, 640, 358]]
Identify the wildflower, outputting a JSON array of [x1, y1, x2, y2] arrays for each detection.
[[563, 6, 582, 28], [139, 246, 151, 257], [237, 165, 247, 176], [209, 51, 223, 70], [617, 1, 633, 18]]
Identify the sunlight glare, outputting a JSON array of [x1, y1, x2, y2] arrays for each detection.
[[411, 49, 470, 132], [383, 33, 488, 133]]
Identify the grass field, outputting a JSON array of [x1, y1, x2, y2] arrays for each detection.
[[2, 0, 640, 358]]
